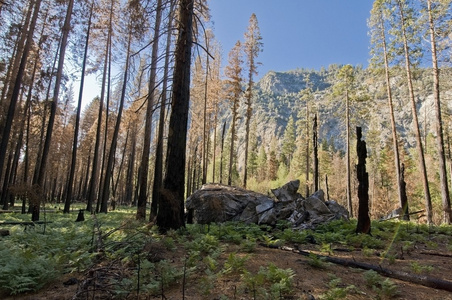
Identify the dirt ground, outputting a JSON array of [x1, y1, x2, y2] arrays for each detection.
[[6, 237, 452, 300]]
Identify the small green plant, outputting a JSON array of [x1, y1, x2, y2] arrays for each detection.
[[319, 274, 357, 300], [307, 253, 326, 269], [425, 241, 438, 249], [410, 262, 434, 274], [262, 235, 282, 247], [275, 220, 292, 231], [240, 237, 257, 253], [198, 269, 217, 296], [241, 263, 295, 299], [379, 278, 399, 299], [265, 263, 295, 297], [364, 270, 399, 299], [222, 252, 248, 275], [320, 243, 333, 255], [362, 247, 374, 257]]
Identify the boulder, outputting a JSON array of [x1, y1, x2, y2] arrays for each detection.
[[271, 180, 302, 202], [186, 182, 349, 229], [185, 184, 274, 224]]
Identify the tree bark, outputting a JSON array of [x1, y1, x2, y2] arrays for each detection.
[[346, 89, 352, 218], [100, 26, 132, 213], [33, 0, 74, 221], [151, 0, 175, 222], [0, 0, 40, 200], [355, 127, 371, 234], [136, 0, 163, 220], [427, 0, 451, 224], [64, 1, 93, 214], [313, 114, 318, 192], [396, 0, 432, 224], [377, 7, 409, 220], [157, 0, 194, 232]]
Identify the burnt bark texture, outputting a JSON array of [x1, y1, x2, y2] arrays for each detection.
[[355, 127, 371, 234], [157, 0, 194, 232]]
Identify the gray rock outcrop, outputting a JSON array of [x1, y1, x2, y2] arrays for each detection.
[[186, 180, 349, 229]]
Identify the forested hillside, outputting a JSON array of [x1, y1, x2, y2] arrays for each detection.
[[217, 66, 452, 223]]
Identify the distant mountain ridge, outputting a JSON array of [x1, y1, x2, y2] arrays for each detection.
[[228, 66, 452, 168]]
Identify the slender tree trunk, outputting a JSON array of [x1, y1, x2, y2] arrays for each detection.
[[313, 114, 319, 192], [151, 0, 175, 221], [378, 10, 409, 220], [212, 113, 217, 183], [125, 126, 136, 205], [64, 1, 93, 213], [137, 0, 163, 220], [86, 4, 113, 213], [202, 41, 209, 185], [243, 81, 252, 188], [220, 121, 226, 184], [0, 0, 41, 198], [97, 1, 114, 213], [100, 28, 132, 213], [427, 0, 451, 224], [305, 102, 310, 197], [33, 0, 74, 221], [0, 6, 30, 110], [157, 0, 194, 232], [346, 89, 352, 218], [396, 0, 432, 224]]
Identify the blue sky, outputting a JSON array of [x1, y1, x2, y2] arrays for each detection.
[[209, 0, 374, 78]]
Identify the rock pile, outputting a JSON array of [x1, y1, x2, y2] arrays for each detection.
[[186, 180, 349, 229]]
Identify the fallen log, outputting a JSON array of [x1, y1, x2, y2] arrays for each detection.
[[0, 221, 53, 225], [420, 251, 452, 258], [260, 244, 452, 292], [379, 209, 425, 222]]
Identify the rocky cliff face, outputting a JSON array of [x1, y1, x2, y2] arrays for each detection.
[[228, 67, 452, 168]]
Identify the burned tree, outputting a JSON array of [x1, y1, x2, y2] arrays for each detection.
[[356, 127, 371, 234]]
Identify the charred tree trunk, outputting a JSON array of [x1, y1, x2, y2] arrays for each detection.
[[313, 114, 319, 192], [157, 0, 194, 232], [219, 121, 226, 184], [33, 0, 74, 221], [401, 163, 409, 221], [325, 175, 329, 201], [151, 0, 175, 221], [100, 27, 132, 214], [136, 0, 163, 220], [64, 1, 93, 213], [0, 0, 41, 199], [356, 127, 371, 234]]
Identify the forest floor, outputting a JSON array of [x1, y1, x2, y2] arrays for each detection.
[[5, 220, 452, 300]]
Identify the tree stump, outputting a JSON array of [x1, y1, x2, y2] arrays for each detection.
[[355, 127, 371, 234], [75, 209, 85, 222]]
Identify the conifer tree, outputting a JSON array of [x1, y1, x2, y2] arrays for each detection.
[[392, 0, 433, 224], [224, 40, 243, 186], [33, 0, 74, 221], [282, 115, 296, 168], [333, 64, 356, 218], [424, 0, 451, 224], [243, 13, 262, 188], [368, 0, 409, 220]]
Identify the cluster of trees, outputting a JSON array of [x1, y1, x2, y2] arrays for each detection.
[[1, 0, 451, 230], [368, 0, 451, 224], [0, 0, 199, 231]]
